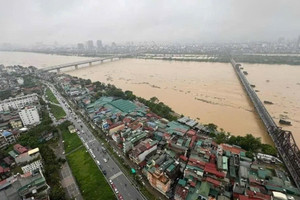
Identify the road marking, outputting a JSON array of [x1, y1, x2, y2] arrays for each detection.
[[109, 171, 123, 180], [87, 139, 96, 144]]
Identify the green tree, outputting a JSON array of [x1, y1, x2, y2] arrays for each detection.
[[150, 96, 159, 103], [261, 144, 277, 156], [205, 123, 218, 132]]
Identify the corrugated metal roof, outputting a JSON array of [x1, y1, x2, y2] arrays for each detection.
[[109, 99, 137, 113]]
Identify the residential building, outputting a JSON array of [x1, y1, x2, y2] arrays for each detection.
[[0, 130, 16, 149], [147, 167, 171, 195], [18, 106, 40, 126], [0, 170, 50, 200], [15, 148, 41, 165], [68, 125, 76, 133], [14, 144, 28, 154], [77, 43, 84, 51], [86, 40, 94, 51], [0, 93, 39, 112], [130, 139, 158, 164], [10, 118, 23, 129], [96, 40, 103, 49], [21, 160, 43, 173]]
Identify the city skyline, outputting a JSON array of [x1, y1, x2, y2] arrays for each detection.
[[1, 0, 300, 45]]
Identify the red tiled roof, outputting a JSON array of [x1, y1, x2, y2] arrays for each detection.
[[13, 144, 28, 154], [238, 195, 263, 200], [190, 181, 196, 187], [246, 190, 271, 200], [180, 155, 188, 161], [189, 158, 206, 168], [205, 162, 216, 169], [146, 113, 161, 119], [106, 119, 113, 125], [187, 130, 196, 136], [163, 133, 171, 140], [175, 186, 189, 200], [123, 117, 132, 124], [204, 165, 225, 178], [3, 156, 13, 165], [139, 161, 147, 168], [109, 122, 123, 129], [143, 127, 154, 132], [0, 166, 10, 173], [205, 177, 221, 187], [221, 143, 245, 154], [189, 136, 197, 148]]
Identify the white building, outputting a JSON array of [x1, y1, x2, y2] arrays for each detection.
[[0, 93, 39, 112], [17, 77, 24, 85], [21, 160, 43, 173], [19, 106, 40, 126]]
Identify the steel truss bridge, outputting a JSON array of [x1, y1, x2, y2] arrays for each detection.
[[231, 58, 300, 189]]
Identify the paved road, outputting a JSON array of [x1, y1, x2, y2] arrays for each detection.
[[43, 90, 83, 200], [46, 83, 145, 200]]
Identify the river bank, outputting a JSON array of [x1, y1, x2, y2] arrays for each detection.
[[1, 51, 299, 145]]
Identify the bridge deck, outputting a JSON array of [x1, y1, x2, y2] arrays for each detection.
[[40, 56, 118, 72], [230, 58, 300, 189]]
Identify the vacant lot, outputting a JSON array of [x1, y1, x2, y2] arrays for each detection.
[[67, 147, 115, 200], [45, 88, 59, 104], [61, 126, 82, 154], [49, 104, 66, 120]]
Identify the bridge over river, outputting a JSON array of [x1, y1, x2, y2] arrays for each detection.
[[231, 58, 300, 189], [40, 56, 122, 72]]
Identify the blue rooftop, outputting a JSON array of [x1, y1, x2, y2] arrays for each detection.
[[2, 130, 12, 137]]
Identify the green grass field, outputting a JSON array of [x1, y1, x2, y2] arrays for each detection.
[[45, 88, 59, 104], [61, 127, 82, 154], [49, 104, 66, 120], [67, 147, 115, 200]]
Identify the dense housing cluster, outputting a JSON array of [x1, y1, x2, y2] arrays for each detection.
[[54, 73, 300, 200]]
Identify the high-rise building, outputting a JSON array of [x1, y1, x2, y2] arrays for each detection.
[[77, 43, 84, 51], [297, 35, 300, 49], [0, 93, 39, 112], [96, 40, 103, 49], [86, 40, 94, 51], [19, 106, 40, 126], [111, 42, 117, 48]]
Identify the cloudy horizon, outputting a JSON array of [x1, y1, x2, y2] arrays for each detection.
[[1, 0, 300, 45]]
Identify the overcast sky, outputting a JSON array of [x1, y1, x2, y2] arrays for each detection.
[[0, 0, 299, 45]]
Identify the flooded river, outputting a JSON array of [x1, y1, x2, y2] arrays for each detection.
[[1, 51, 299, 145]]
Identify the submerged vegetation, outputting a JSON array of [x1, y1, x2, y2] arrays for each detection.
[[206, 123, 277, 158], [90, 80, 177, 121]]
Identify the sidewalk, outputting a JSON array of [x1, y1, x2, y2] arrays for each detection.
[[52, 129, 83, 200]]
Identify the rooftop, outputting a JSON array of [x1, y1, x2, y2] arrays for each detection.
[[109, 99, 137, 113], [2, 130, 12, 137]]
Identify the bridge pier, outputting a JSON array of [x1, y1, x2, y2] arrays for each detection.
[[41, 56, 126, 73]]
